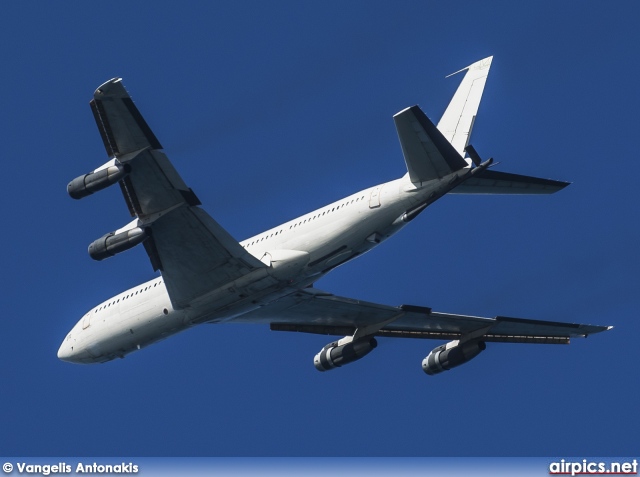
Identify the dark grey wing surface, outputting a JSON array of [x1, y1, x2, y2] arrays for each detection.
[[449, 169, 570, 194], [392, 104, 568, 195], [90, 78, 265, 309], [394, 105, 468, 184], [237, 288, 610, 343]]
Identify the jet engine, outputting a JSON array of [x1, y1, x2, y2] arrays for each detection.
[[314, 337, 377, 371], [422, 340, 486, 375], [89, 227, 149, 261], [68, 162, 131, 199]]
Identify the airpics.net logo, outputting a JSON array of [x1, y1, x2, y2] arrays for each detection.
[[549, 459, 638, 476]]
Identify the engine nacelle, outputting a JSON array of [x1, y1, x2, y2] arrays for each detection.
[[68, 163, 131, 199], [314, 337, 377, 372], [422, 340, 486, 376], [88, 227, 149, 261]]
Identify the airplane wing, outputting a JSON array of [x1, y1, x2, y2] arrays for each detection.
[[89, 78, 266, 309], [236, 288, 610, 343]]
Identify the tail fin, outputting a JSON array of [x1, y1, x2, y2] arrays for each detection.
[[437, 56, 493, 160]]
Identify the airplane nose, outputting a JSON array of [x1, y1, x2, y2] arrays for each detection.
[[57, 335, 94, 364], [57, 340, 75, 362]]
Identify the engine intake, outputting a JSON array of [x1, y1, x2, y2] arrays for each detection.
[[89, 227, 150, 261], [422, 340, 486, 375], [68, 163, 131, 199], [314, 337, 377, 372]]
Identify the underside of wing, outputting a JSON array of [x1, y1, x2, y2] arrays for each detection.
[[90, 78, 198, 218], [84, 78, 265, 309], [237, 289, 610, 343], [239, 289, 610, 376], [149, 206, 265, 308], [91, 78, 162, 157]]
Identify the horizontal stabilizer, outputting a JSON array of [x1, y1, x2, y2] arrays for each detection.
[[450, 169, 570, 194], [394, 105, 467, 184]]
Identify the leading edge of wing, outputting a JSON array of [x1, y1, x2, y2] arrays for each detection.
[[236, 289, 611, 343]]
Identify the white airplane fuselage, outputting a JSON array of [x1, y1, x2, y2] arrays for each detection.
[[58, 169, 466, 364]]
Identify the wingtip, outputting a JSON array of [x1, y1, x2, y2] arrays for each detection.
[[94, 77, 125, 97]]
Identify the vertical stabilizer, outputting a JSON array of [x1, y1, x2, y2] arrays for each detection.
[[437, 56, 493, 160]]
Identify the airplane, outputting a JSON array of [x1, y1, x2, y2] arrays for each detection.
[[58, 56, 611, 375]]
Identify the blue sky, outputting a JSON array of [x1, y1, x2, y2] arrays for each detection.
[[1, 2, 638, 457]]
